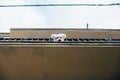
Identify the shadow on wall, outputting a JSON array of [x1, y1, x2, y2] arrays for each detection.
[[0, 69, 5, 80], [109, 70, 120, 80]]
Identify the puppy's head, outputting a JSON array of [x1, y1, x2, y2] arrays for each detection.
[[51, 34, 66, 42]]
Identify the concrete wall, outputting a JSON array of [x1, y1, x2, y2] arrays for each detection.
[[0, 33, 10, 38], [0, 46, 120, 80], [10, 29, 120, 38]]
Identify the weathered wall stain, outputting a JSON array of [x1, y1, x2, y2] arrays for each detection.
[[0, 47, 120, 80], [0, 47, 18, 66], [32, 47, 44, 58], [0, 69, 5, 80]]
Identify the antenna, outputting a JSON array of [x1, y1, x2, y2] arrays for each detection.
[[86, 23, 89, 29]]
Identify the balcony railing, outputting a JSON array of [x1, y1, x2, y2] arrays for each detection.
[[0, 38, 120, 43]]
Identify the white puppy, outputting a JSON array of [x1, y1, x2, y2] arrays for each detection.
[[51, 33, 66, 42]]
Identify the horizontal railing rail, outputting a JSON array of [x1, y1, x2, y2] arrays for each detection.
[[0, 38, 120, 43]]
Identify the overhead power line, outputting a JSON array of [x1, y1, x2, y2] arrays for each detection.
[[0, 3, 120, 7]]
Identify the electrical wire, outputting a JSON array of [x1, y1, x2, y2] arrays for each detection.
[[0, 3, 120, 7]]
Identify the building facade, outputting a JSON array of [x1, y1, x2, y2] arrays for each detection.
[[10, 28, 120, 38]]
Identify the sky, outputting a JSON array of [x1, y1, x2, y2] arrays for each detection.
[[0, 0, 120, 32]]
